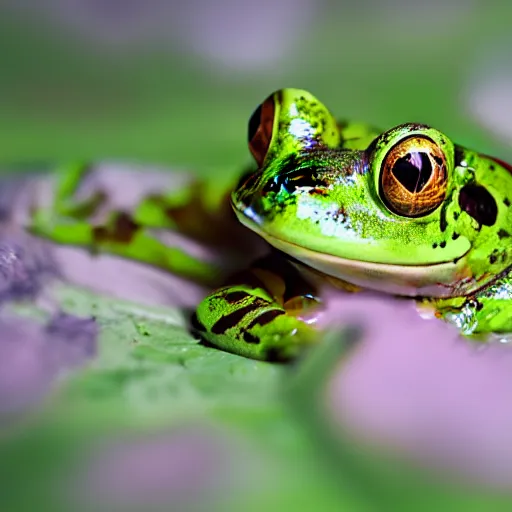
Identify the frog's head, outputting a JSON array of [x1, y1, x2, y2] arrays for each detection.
[[232, 88, 512, 297]]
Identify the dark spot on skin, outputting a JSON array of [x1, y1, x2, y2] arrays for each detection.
[[489, 164, 495, 171], [432, 243, 438, 249], [190, 312, 207, 333], [328, 207, 348, 226], [458, 184, 498, 227], [489, 156, 512, 175], [475, 300, 484, 311], [93, 212, 140, 244], [452, 232, 459, 240], [243, 331, 260, 344], [246, 309, 285, 330], [222, 290, 251, 304], [439, 202, 448, 232], [498, 229, 510, 239], [439, 241, 447, 248], [453, 211, 459, 220], [210, 300, 268, 335], [490, 253, 498, 264], [504, 198, 511, 207]]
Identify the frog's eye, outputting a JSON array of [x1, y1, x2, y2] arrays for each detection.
[[248, 95, 275, 167], [379, 135, 448, 217]]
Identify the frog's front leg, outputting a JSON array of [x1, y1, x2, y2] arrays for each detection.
[[192, 253, 322, 361]]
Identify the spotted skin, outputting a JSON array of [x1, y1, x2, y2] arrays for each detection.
[[25, 88, 512, 360]]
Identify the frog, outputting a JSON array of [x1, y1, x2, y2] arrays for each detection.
[[25, 88, 512, 362]]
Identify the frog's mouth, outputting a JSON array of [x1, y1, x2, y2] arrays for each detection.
[[236, 211, 474, 298]]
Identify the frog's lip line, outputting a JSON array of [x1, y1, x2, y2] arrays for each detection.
[[236, 212, 470, 271]]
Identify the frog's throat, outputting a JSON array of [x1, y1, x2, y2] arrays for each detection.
[[237, 217, 473, 299]]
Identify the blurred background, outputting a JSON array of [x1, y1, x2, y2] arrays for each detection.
[[1, 1, 512, 511], [1, 0, 511, 171]]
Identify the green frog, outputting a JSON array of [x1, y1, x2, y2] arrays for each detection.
[[28, 88, 512, 361]]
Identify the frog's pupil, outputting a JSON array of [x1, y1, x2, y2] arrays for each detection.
[[391, 152, 432, 193], [248, 104, 262, 143]]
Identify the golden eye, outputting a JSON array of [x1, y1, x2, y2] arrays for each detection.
[[380, 136, 447, 217], [248, 95, 275, 167]]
